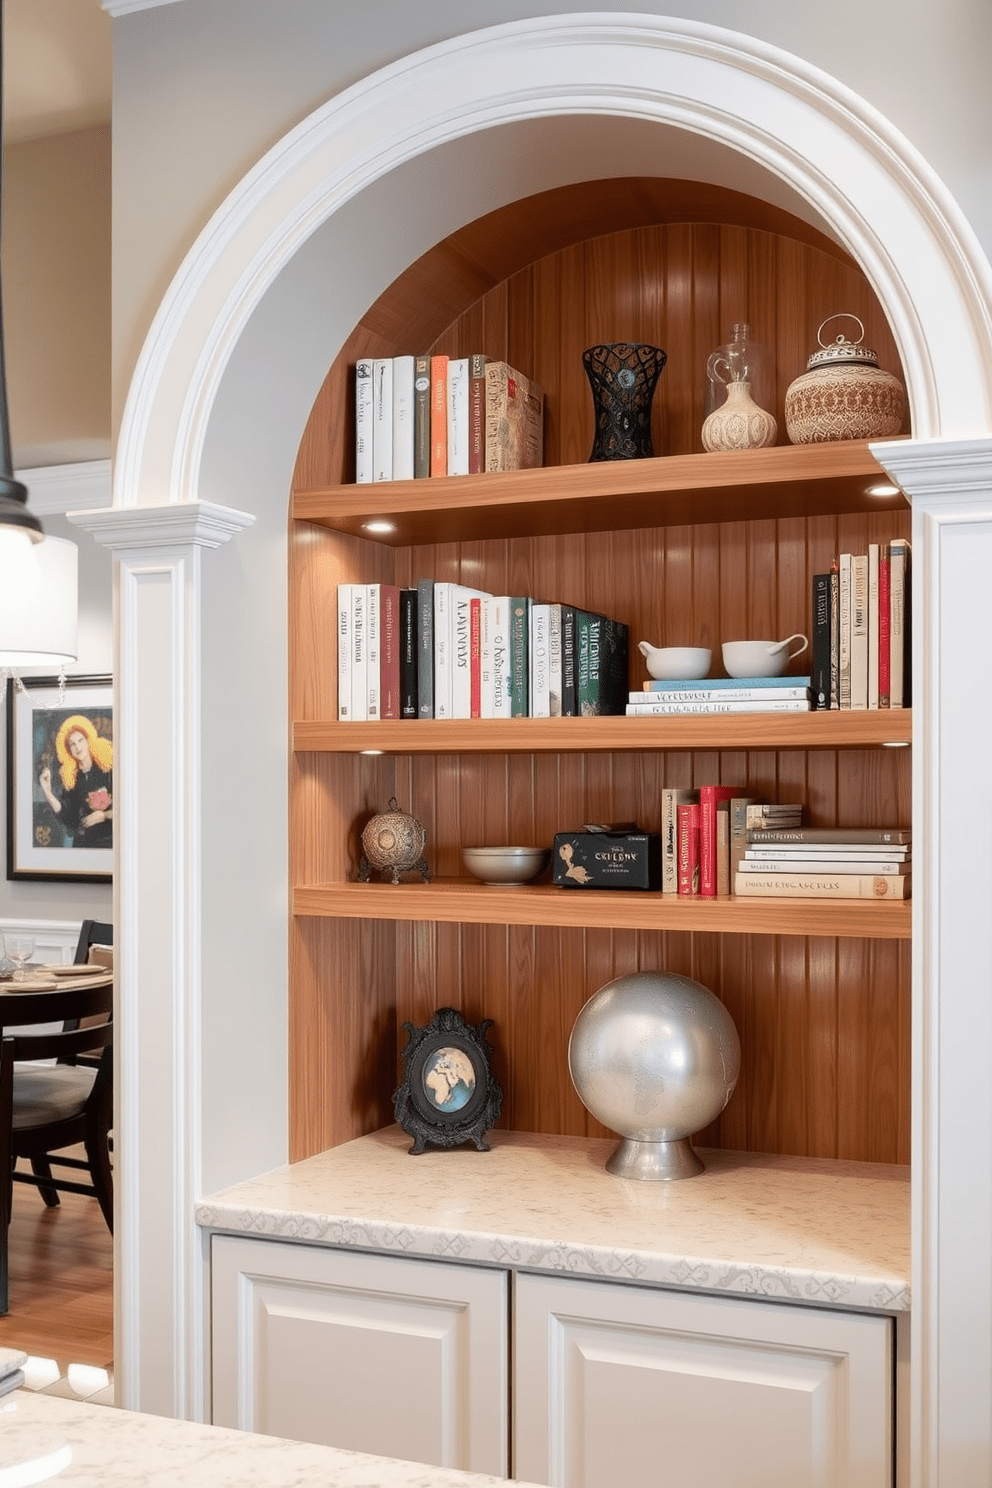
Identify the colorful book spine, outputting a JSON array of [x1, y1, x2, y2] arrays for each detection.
[[662, 788, 698, 893], [372, 359, 393, 483], [468, 354, 486, 475], [829, 565, 840, 708], [851, 552, 868, 709], [451, 586, 487, 719], [470, 597, 482, 719], [413, 355, 431, 479], [867, 543, 880, 709], [354, 359, 374, 484], [509, 597, 530, 717], [735, 871, 910, 900], [416, 578, 435, 718], [379, 584, 401, 718], [638, 676, 812, 694], [430, 355, 448, 477], [677, 802, 701, 896], [889, 538, 910, 708], [631, 683, 810, 702], [399, 588, 418, 718], [447, 357, 469, 477], [560, 605, 577, 716], [838, 553, 852, 709], [485, 362, 544, 472], [391, 355, 415, 482], [366, 583, 380, 721], [337, 583, 354, 720], [811, 573, 831, 710], [698, 785, 741, 898], [877, 547, 891, 708], [575, 610, 594, 715]]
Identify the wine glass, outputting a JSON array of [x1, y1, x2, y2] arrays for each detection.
[[4, 933, 36, 982]]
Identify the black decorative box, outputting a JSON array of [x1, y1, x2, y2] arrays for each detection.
[[553, 825, 662, 890]]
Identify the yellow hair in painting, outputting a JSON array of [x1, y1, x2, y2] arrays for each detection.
[[55, 714, 114, 791]]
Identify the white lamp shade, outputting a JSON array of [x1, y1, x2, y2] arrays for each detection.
[[0, 534, 78, 666]]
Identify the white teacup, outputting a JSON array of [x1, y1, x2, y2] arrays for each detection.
[[722, 634, 808, 679]]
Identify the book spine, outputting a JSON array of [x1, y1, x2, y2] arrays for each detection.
[[734, 871, 910, 899], [838, 553, 852, 709], [745, 805, 803, 828], [337, 583, 353, 721], [889, 538, 910, 708], [451, 586, 481, 720], [661, 788, 697, 894], [746, 845, 909, 860], [698, 786, 739, 898], [469, 597, 482, 719], [354, 360, 374, 484], [485, 362, 545, 472], [372, 359, 393, 482], [677, 802, 700, 896], [379, 584, 401, 718], [639, 675, 812, 694], [577, 612, 602, 715], [488, 596, 512, 719], [351, 583, 368, 722], [413, 355, 431, 479], [509, 597, 530, 717], [399, 588, 419, 718], [548, 603, 562, 717], [626, 699, 811, 715], [877, 547, 891, 708], [631, 684, 811, 702], [867, 543, 880, 709], [447, 357, 469, 477], [430, 355, 449, 477], [560, 605, 577, 716], [575, 610, 595, 715], [597, 617, 629, 716], [468, 354, 486, 475], [391, 355, 415, 482], [829, 566, 840, 708], [851, 553, 868, 709], [366, 583, 380, 721], [811, 573, 831, 709], [716, 803, 731, 896], [741, 856, 912, 875], [530, 603, 551, 718], [433, 582, 453, 718], [729, 796, 757, 884], [417, 578, 435, 718], [747, 827, 911, 845]]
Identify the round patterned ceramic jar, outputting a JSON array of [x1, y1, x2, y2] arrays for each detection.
[[784, 314, 905, 444], [359, 798, 429, 884]]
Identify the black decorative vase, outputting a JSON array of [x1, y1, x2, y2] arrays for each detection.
[[582, 342, 667, 461]]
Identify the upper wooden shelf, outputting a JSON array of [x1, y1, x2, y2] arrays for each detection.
[[294, 709, 912, 754], [293, 880, 912, 940], [292, 440, 909, 546]]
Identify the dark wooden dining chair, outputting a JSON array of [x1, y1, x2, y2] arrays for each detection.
[[0, 980, 114, 1315], [73, 919, 113, 965]]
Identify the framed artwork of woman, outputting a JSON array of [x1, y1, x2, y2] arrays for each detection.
[[5, 675, 113, 882]]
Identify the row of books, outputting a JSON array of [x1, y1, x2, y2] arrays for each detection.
[[627, 676, 812, 716], [355, 355, 544, 483], [811, 540, 911, 710], [735, 825, 911, 900], [336, 582, 629, 721], [663, 795, 801, 897]]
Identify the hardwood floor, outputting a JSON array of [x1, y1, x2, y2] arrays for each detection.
[[0, 1156, 113, 1374]]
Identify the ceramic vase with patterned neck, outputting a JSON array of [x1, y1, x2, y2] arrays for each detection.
[[701, 379, 778, 452]]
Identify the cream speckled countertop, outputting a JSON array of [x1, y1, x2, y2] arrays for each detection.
[[196, 1126, 910, 1312], [1, 1392, 544, 1488]]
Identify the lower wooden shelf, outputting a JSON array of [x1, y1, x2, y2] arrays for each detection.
[[293, 879, 912, 939]]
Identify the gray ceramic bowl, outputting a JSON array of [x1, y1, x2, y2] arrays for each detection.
[[462, 846, 550, 885]]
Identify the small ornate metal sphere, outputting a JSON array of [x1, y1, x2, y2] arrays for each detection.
[[358, 798, 429, 884], [568, 971, 740, 1181]]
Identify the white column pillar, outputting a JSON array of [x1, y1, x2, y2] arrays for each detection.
[[873, 436, 992, 1488], [70, 500, 253, 1421]]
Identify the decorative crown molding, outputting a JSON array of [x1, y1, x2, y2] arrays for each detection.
[[67, 500, 254, 551], [98, 0, 184, 15], [15, 460, 112, 517]]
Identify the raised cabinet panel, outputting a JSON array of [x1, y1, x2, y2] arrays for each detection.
[[514, 1273, 892, 1488], [211, 1235, 508, 1476]]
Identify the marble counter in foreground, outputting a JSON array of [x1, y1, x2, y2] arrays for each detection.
[[1, 1392, 544, 1488], [196, 1127, 910, 1313]]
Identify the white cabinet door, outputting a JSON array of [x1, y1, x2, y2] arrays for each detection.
[[211, 1235, 507, 1476], [514, 1272, 892, 1488]]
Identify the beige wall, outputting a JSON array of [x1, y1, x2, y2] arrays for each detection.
[[3, 123, 111, 469]]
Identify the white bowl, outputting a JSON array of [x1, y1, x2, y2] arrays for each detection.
[[462, 846, 550, 885], [639, 645, 712, 681], [722, 634, 809, 679]]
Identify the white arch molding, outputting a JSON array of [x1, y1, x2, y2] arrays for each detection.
[[91, 13, 992, 1484]]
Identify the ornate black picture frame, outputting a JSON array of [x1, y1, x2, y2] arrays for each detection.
[[393, 1007, 503, 1155]]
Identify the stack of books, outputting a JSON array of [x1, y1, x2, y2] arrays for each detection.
[[336, 582, 628, 721], [627, 676, 812, 716], [734, 826, 912, 899], [660, 792, 802, 897], [811, 539, 910, 710], [355, 355, 544, 483]]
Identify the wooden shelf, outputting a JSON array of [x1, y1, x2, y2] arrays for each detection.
[[294, 709, 912, 754], [293, 879, 912, 940], [292, 440, 909, 546]]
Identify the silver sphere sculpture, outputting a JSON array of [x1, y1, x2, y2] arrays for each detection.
[[568, 971, 741, 1181]]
